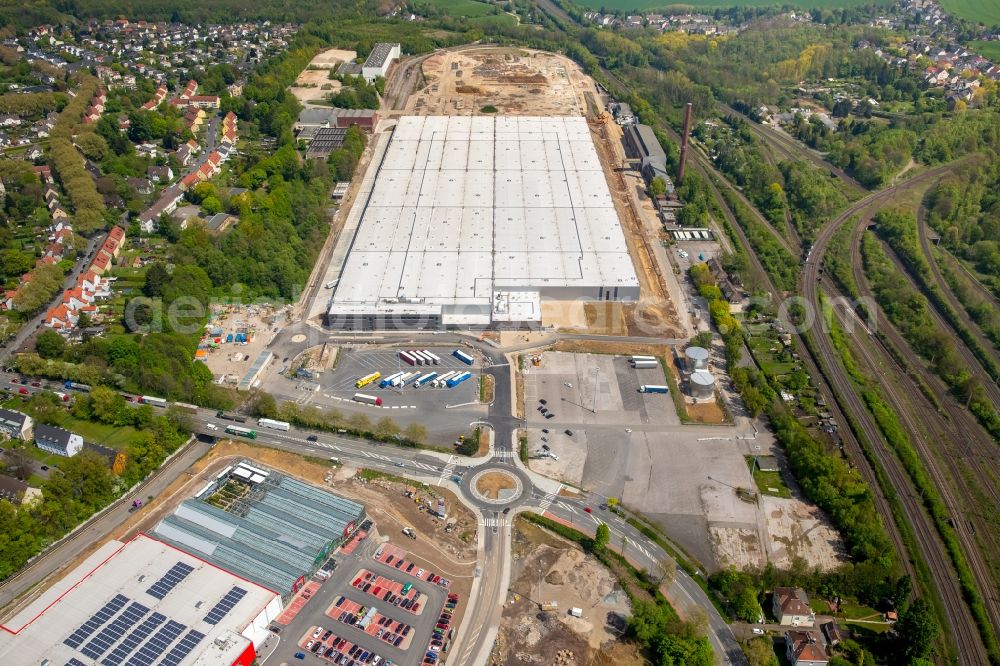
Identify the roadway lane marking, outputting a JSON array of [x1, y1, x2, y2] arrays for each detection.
[[538, 484, 562, 512], [438, 455, 456, 486]]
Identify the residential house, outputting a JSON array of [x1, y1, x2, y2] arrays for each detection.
[[0, 408, 34, 441], [35, 423, 84, 458], [188, 95, 220, 109], [126, 177, 153, 195], [147, 165, 173, 182], [784, 630, 829, 666], [0, 475, 28, 506], [773, 587, 815, 626], [83, 441, 127, 474]]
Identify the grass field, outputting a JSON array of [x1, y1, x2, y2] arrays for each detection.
[[573, 0, 890, 11], [942, 1, 1000, 25], [969, 40, 1000, 61], [415, 0, 516, 25]]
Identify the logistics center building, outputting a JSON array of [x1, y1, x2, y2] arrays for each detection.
[[0, 533, 282, 666], [325, 115, 640, 329]]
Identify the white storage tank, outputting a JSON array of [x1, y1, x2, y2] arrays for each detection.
[[688, 370, 715, 399], [683, 346, 710, 372]]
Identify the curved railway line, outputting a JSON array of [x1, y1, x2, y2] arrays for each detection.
[[719, 103, 865, 194], [849, 223, 1000, 631], [916, 204, 1000, 358], [590, 57, 991, 662], [803, 162, 993, 663]]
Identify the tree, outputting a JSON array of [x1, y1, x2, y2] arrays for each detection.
[[35, 329, 66, 359], [374, 417, 401, 439], [691, 331, 713, 348], [895, 598, 938, 660], [142, 263, 169, 298], [648, 176, 667, 198], [402, 422, 428, 444], [347, 412, 371, 432], [651, 556, 677, 586], [246, 391, 277, 418], [593, 523, 610, 551], [732, 586, 761, 623], [742, 637, 778, 666]]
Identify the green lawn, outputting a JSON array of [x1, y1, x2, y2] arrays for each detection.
[[943, 1, 1000, 25], [574, 0, 889, 10], [747, 336, 796, 376], [968, 40, 1000, 61], [746, 456, 791, 498], [414, 0, 516, 25], [2, 397, 140, 451]]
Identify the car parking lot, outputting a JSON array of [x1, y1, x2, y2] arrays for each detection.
[[272, 536, 451, 666]]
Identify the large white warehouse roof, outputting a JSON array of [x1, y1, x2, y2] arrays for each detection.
[[328, 115, 640, 328], [0, 533, 281, 666]]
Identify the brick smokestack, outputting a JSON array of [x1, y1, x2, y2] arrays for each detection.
[[678, 102, 693, 182]]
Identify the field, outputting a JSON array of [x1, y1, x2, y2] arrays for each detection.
[[969, 40, 1000, 61], [573, 0, 891, 10], [413, 0, 516, 25], [942, 1, 1000, 25]]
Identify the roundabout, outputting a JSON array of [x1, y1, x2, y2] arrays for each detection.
[[463, 463, 530, 508]]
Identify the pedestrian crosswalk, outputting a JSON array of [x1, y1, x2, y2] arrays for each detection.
[[481, 516, 505, 528], [408, 460, 439, 472], [538, 483, 562, 512], [438, 456, 456, 486], [492, 449, 515, 460]]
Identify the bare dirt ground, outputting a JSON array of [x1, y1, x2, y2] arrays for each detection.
[[288, 47, 355, 107], [493, 518, 636, 666], [202, 303, 289, 385], [410, 47, 593, 116], [761, 496, 845, 571], [685, 400, 727, 424], [476, 471, 516, 500]]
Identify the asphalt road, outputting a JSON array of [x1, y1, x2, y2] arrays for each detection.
[[0, 437, 212, 609], [0, 233, 104, 365]]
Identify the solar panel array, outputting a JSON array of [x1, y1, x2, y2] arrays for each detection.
[[159, 629, 207, 666], [203, 586, 248, 625], [124, 620, 185, 666], [66, 659, 88, 666], [80, 601, 150, 659], [101, 612, 167, 666], [64, 594, 129, 648], [145, 562, 194, 600]]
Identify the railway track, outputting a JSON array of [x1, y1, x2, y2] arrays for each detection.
[[803, 162, 993, 663], [916, 204, 1000, 356], [877, 227, 1000, 403], [598, 61, 990, 660], [849, 224, 1000, 632], [719, 103, 865, 194]]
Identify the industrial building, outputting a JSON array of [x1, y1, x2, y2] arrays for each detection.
[[0, 533, 282, 666], [326, 115, 640, 329], [152, 461, 366, 595], [624, 123, 673, 192], [361, 42, 400, 82]]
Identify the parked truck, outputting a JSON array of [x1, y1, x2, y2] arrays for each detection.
[[379, 372, 404, 389], [399, 351, 417, 366], [638, 385, 669, 394], [413, 372, 438, 388], [422, 351, 441, 365], [446, 372, 472, 388], [258, 418, 291, 432], [630, 360, 659, 369], [433, 371, 457, 388], [452, 349, 474, 366], [353, 393, 382, 406]]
